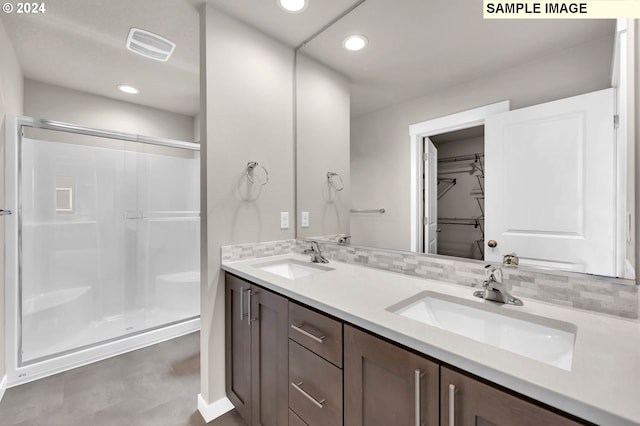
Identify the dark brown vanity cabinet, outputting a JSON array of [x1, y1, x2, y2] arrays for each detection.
[[225, 273, 289, 426], [344, 325, 439, 426], [440, 368, 585, 426], [225, 274, 589, 426]]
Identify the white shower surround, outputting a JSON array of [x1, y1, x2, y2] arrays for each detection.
[[4, 116, 201, 386]]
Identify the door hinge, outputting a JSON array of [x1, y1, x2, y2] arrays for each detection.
[[614, 114, 620, 129], [422, 152, 428, 162]]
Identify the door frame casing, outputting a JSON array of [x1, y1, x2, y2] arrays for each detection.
[[408, 101, 510, 252]]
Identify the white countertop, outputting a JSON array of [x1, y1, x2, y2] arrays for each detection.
[[222, 254, 640, 426]]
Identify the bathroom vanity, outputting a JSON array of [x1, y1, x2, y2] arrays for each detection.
[[222, 254, 640, 426]]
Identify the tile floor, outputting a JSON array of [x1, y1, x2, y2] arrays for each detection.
[[0, 332, 247, 426]]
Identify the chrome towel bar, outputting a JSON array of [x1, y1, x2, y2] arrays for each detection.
[[350, 208, 385, 214]]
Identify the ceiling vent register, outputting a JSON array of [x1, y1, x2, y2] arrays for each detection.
[[126, 28, 176, 62]]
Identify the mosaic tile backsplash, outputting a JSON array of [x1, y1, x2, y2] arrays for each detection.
[[221, 239, 638, 319], [221, 239, 296, 262]]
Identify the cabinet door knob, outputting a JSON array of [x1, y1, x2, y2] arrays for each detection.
[[487, 240, 497, 248]]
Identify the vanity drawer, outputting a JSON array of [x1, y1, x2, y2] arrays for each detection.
[[289, 409, 309, 426], [289, 340, 343, 426], [289, 302, 342, 367]]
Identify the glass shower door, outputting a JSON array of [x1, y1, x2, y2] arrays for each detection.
[[20, 137, 128, 363], [123, 148, 200, 333], [19, 136, 200, 364]]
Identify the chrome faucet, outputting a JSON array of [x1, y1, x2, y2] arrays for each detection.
[[473, 265, 523, 306], [303, 241, 329, 264]]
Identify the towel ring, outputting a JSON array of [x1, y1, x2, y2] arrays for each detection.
[[247, 161, 269, 186], [326, 172, 344, 191]]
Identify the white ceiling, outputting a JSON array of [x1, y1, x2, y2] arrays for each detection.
[[0, 0, 614, 118], [300, 0, 615, 117], [2, 0, 201, 115], [0, 0, 359, 116]]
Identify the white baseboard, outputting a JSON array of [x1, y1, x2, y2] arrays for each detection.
[[197, 394, 234, 423], [0, 374, 7, 404]]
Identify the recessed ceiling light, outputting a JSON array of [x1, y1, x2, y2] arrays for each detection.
[[343, 35, 368, 52], [278, 0, 307, 13], [117, 84, 139, 94]]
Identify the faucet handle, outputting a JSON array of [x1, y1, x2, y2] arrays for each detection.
[[484, 264, 502, 283]]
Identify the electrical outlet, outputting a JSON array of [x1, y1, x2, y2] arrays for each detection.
[[301, 211, 309, 228], [280, 212, 289, 229]]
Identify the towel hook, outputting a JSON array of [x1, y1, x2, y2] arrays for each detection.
[[326, 172, 344, 191], [247, 161, 269, 186]]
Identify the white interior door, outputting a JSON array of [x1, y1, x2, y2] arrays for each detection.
[[424, 137, 438, 253], [485, 88, 616, 275]]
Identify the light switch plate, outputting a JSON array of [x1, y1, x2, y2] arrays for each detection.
[[280, 212, 289, 229], [301, 211, 309, 228]]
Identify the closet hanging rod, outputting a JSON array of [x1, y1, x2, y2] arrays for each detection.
[[438, 178, 456, 184], [438, 217, 483, 227], [438, 153, 484, 164]]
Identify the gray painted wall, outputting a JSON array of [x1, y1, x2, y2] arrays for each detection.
[[625, 20, 637, 274], [296, 53, 350, 239], [351, 35, 614, 251], [24, 79, 195, 142], [200, 4, 295, 405], [635, 20, 639, 294], [0, 17, 23, 388]]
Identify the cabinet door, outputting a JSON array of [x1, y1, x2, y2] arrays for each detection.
[[441, 367, 585, 426], [225, 274, 252, 424], [251, 285, 289, 426], [344, 325, 439, 426]]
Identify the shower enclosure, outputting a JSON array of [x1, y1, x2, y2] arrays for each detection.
[[5, 116, 200, 385]]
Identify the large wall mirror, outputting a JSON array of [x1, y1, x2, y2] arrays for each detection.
[[295, 0, 636, 280]]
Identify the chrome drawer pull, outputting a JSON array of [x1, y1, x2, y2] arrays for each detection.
[[248, 290, 257, 325], [291, 323, 326, 343], [291, 381, 326, 409], [414, 369, 421, 426], [239, 287, 245, 321], [449, 384, 456, 426]]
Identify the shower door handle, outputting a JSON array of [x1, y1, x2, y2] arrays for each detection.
[[124, 210, 141, 219]]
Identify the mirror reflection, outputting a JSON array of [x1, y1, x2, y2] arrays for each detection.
[[296, 0, 634, 279]]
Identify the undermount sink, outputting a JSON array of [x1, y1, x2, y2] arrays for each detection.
[[387, 291, 576, 370], [253, 259, 333, 280]]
